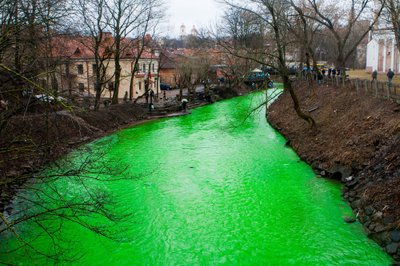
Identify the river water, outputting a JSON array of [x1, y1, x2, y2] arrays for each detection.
[[1, 89, 392, 265]]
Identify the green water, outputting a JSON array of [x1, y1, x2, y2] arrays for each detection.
[[1, 89, 392, 265]]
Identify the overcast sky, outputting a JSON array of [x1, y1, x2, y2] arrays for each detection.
[[161, 0, 225, 37]]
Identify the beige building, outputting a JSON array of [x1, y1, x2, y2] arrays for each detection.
[[53, 34, 160, 100]]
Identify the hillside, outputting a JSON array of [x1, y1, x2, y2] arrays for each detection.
[[268, 81, 400, 261]]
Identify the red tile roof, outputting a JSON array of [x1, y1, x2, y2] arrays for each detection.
[[51, 34, 159, 60]]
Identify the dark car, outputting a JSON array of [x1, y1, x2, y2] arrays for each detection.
[[160, 83, 172, 90], [262, 66, 279, 75]]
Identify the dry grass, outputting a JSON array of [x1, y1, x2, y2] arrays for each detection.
[[347, 69, 400, 85]]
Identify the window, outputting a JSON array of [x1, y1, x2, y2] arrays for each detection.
[[152, 63, 155, 72], [143, 63, 146, 72], [78, 83, 84, 92], [139, 81, 142, 91], [92, 64, 97, 74], [77, 64, 84, 74]]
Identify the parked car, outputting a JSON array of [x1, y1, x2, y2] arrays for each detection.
[[262, 66, 279, 75], [160, 83, 172, 90], [34, 94, 65, 103]]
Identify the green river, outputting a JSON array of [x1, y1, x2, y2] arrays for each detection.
[[0, 88, 392, 265]]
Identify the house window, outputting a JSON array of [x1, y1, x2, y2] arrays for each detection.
[[143, 63, 146, 72], [152, 63, 155, 72], [78, 83, 84, 92], [77, 64, 84, 74], [93, 64, 97, 74], [139, 81, 142, 91]]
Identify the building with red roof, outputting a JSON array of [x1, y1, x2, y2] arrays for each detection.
[[52, 33, 160, 101]]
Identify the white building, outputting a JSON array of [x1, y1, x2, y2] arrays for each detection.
[[366, 1, 400, 74], [366, 27, 400, 73]]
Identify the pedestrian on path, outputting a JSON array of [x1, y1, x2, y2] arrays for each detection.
[[387, 68, 395, 86], [371, 70, 378, 82], [181, 98, 188, 113]]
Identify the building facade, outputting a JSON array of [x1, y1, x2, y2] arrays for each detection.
[[366, 27, 400, 73], [53, 35, 160, 100], [366, 0, 399, 74]]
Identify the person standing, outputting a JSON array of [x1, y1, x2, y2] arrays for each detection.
[[387, 68, 395, 86], [371, 70, 378, 82], [150, 89, 155, 103], [181, 98, 188, 113], [317, 69, 323, 85]]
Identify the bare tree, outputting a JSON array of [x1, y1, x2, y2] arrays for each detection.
[[383, 0, 400, 53], [306, 0, 383, 73], [75, 0, 114, 110], [128, 6, 163, 102], [220, 0, 316, 126], [215, 9, 268, 92], [289, 0, 321, 80], [0, 0, 141, 263], [0, 146, 135, 264], [106, 0, 164, 104], [0, 0, 72, 117]]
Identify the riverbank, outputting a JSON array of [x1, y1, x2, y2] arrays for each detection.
[[0, 85, 251, 211], [268, 80, 400, 261]]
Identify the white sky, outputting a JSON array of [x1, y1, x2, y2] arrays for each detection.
[[161, 0, 225, 37]]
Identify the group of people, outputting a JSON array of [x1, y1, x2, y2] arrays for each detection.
[[371, 69, 395, 86], [304, 67, 346, 85]]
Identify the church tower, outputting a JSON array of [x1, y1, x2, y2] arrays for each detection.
[[180, 24, 186, 39], [191, 25, 198, 36]]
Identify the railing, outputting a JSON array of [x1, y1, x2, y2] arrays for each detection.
[[349, 79, 400, 103], [296, 74, 400, 103]]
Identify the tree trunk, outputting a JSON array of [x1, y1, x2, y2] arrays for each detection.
[[94, 80, 102, 110], [112, 49, 121, 104], [283, 75, 316, 127], [270, 4, 315, 128]]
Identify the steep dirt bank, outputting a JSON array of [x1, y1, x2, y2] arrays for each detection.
[[268, 81, 400, 261], [0, 103, 149, 210]]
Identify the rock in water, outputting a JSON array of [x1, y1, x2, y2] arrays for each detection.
[[344, 216, 356, 223], [386, 242, 399, 255], [391, 231, 400, 242]]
